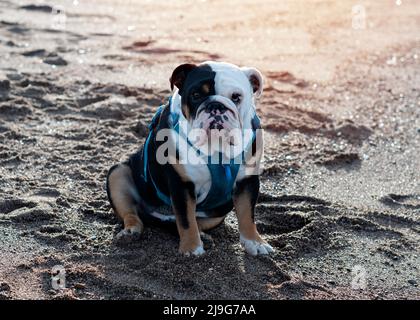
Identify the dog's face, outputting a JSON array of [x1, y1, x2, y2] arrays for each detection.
[[170, 61, 263, 152]]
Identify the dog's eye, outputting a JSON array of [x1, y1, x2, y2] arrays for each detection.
[[191, 92, 201, 101], [231, 93, 241, 103]]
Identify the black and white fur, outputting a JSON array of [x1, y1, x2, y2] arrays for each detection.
[[106, 61, 273, 256]]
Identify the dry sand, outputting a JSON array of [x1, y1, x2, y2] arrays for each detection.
[[0, 0, 419, 299]]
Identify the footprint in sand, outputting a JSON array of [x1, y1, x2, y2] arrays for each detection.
[[315, 152, 361, 168], [255, 194, 335, 255], [21, 49, 68, 66], [0, 282, 12, 300], [0, 104, 33, 121], [258, 193, 331, 206], [0, 80, 11, 101], [21, 49, 48, 57], [257, 211, 310, 235], [0, 198, 37, 215], [265, 71, 309, 89], [7, 206, 56, 223], [379, 194, 420, 210], [19, 4, 53, 13]]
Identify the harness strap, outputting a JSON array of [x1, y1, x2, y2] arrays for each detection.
[[143, 98, 259, 211]]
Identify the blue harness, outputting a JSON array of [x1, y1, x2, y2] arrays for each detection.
[[143, 98, 260, 212]]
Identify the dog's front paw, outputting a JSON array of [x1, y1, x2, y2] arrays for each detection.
[[115, 225, 142, 244], [179, 240, 205, 256], [240, 234, 274, 256]]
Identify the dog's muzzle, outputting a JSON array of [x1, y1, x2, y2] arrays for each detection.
[[191, 97, 242, 150], [195, 97, 240, 132]]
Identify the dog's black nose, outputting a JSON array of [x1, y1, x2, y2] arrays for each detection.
[[205, 101, 227, 114]]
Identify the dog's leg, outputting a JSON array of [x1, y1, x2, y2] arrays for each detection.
[[168, 165, 203, 256], [233, 176, 274, 255], [197, 217, 225, 250], [107, 163, 144, 242]]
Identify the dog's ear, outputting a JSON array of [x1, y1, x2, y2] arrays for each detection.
[[241, 67, 264, 98], [170, 63, 197, 92]]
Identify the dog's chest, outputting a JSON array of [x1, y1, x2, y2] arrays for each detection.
[[184, 160, 212, 204]]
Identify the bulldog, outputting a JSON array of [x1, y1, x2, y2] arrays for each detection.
[[106, 61, 274, 256]]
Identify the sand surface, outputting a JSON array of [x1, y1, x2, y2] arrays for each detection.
[[0, 0, 419, 299]]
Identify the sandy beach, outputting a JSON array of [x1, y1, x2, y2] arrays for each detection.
[[0, 0, 419, 299]]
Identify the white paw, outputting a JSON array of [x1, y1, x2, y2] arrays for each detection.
[[240, 235, 274, 256], [192, 245, 205, 256], [115, 226, 142, 243], [180, 244, 205, 257]]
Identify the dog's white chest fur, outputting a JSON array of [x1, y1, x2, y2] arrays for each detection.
[[183, 153, 212, 204]]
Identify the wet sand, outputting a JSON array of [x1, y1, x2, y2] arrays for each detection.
[[0, 0, 419, 299]]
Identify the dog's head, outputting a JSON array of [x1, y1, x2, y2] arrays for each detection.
[[170, 61, 263, 153]]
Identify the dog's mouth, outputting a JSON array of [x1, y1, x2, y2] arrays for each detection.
[[194, 97, 240, 132], [190, 126, 242, 147], [192, 114, 242, 148], [184, 96, 244, 157]]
